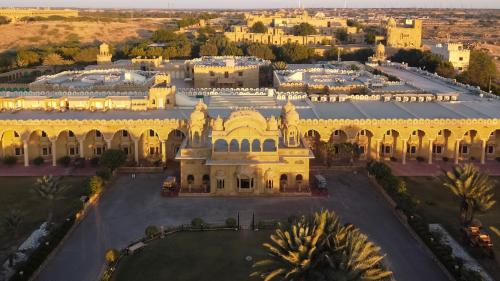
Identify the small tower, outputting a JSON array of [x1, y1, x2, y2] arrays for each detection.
[[97, 43, 112, 65]]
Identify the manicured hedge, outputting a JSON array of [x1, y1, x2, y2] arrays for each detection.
[[366, 161, 483, 281]]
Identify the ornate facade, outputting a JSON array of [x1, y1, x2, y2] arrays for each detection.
[[386, 18, 422, 49]]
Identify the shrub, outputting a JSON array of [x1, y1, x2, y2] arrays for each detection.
[[57, 156, 71, 167], [89, 176, 104, 196], [416, 156, 425, 162], [96, 168, 111, 181], [99, 149, 126, 171], [33, 156, 44, 166], [145, 225, 159, 238], [74, 157, 85, 168], [105, 248, 119, 265], [3, 156, 17, 166], [191, 217, 204, 228], [225, 217, 237, 228], [442, 156, 449, 162], [90, 157, 100, 167], [389, 156, 398, 162], [496, 156, 500, 162]]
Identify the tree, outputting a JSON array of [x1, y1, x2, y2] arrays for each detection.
[[245, 43, 275, 60], [220, 43, 243, 56], [99, 149, 127, 171], [293, 23, 317, 36], [152, 28, 178, 43], [272, 61, 287, 70], [73, 48, 98, 63], [89, 176, 104, 195], [443, 164, 496, 225], [0, 16, 11, 25], [335, 28, 348, 42], [251, 210, 391, 281], [33, 175, 68, 224], [42, 53, 73, 67], [276, 43, 314, 63], [199, 43, 218, 56], [2, 209, 23, 267], [15, 50, 41, 68], [341, 48, 374, 62], [435, 61, 456, 78], [458, 50, 498, 92], [250, 21, 268, 33]]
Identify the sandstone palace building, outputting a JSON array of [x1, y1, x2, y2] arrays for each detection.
[[0, 57, 499, 196]]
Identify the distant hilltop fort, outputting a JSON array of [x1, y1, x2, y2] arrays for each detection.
[[0, 8, 79, 21]]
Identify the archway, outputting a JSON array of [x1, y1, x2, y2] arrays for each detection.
[[380, 129, 399, 160], [407, 129, 425, 160], [28, 130, 51, 161], [111, 130, 133, 160], [83, 129, 106, 159], [139, 129, 161, 165], [355, 129, 373, 160], [459, 130, 479, 161], [55, 130, 80, 160], [433, 129, 453, 161], [486, 129, 500, 161], [166, 129, 186, 160], [304, 130, 321, 162], [280, 174, 288, 191], [0, 130, 23, 160]]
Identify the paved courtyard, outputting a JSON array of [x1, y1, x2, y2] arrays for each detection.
[[34, 170, 448, 281]]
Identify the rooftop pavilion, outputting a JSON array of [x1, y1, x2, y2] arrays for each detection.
[[29, 69, 158, 92], [186, 56, 271, 68]]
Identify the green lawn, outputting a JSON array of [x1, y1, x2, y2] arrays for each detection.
[[0, 176, 89, 261], [113, 230, 273, 281], [403, 176, 500, 280]]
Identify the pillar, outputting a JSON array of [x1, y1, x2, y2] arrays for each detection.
[[79, 139, 84, 158], [161, 140, 167, 163], [454, 139, 460, 165], [480, 139, 486, 165], [428, 139, 433, 164], [23, 140, 29, 167], [52, 140, 57, 167], [134, 138, 139, 164], [105, 139, 111, 150], [375, 139, 381, 161], [402, 140, 407, 165]]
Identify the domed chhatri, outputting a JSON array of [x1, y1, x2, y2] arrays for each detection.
[[213, 115, 224, 131], [267, 115, 278, 131]]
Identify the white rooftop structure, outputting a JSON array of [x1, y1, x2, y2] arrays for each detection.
[[186, 56, 270, 68]]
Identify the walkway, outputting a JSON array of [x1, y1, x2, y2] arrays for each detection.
[[34, 171, 448, 281], [0, 163, 97, 177], [387, 160, 500, 176]]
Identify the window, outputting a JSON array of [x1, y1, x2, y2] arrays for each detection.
[[68, 131, 75, 137], [386, 130, 391, 136], [384, 145, 391, 154], [460, 145, 469, 154], [412, 131, 417, 136], [42, 146, 51, 156], [152, 99, 156, 105], [266, 180, 273, 189], [209, 71, 215, 77], [240, 177, 251, 189], [359, 130, 366, 136], [240, 139, 250, 152], [123, 147, 129, 155], [149, 130, 155, 137], [296, 174, 303, 184], [432, 145, 442, 154], [187, 175, 194, 184], [359, 145, 365, 154], [95, 146, 103, 155], [95, 131, 102, 137], [150, 147, 156, 155], [229, 139, 239, 152], [15, 147, 23, 156], [69, 146, 76, 156], [252, 139, 261, 152], [410, 146, 416, 154], [263, 139, 276, 152], [238, 71, 243, 76], [217, 179, 225, 189], [14, 132, 19, 138], [333, 130, 340, 136], [459, 57, 463, 61], [438, 130, 442, 136], [487, 145, 494, 154], [122, 130, 128, 137], [224, 72, 229, 78], [214, 139, 228, 152]]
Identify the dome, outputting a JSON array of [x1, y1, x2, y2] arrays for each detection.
[[376, 42, 385, 54], [190, 101, 206, 124], [267, 116, 278, 131], [283, 100, 296, 114], [285, 110, 300, 125]]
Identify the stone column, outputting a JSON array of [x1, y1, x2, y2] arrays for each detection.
[[454, 139, 460, 165], [134, 138, 139, 164], [402, 140, 407, 165], [375, 140, 381, 161], [428, 139, 433, 165], [105, 139, 112, 150], [480, 139, 486, 165], [161, 140, 167, 163], [52, 140, 57, 167], [23, 140, 29, 167], [79, 139, 85, 158]]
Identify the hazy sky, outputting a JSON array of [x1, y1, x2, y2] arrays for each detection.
[[0, 0, 498, 9]]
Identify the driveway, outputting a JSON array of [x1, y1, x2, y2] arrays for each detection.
[[34, 170, 448, 281]]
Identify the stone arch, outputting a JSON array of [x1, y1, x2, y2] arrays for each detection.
[[83, 129, 106, 159], [214, 139, 229, 152], [28, 129, 51, 160], [407, 129, 426, 158], [55, 129, 79, 160], [111, 129, 133, 159], [229, 139, 239, 152], [355, 129, 374, 160], [251, 139, 261, 152], [0, 130, 23, 158], [280, 174, 288, 190], [459, 129, 480, 161], [485, 129, 500, 160], [139, 129, 161, 164], [241, 139, 250, 152], [434, 129, 454, 159], [263, 139, 277, 152], [380, 129, 400, 159], [166, 129, 186, 160]]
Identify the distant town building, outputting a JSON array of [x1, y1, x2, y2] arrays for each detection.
[[184, 56, 271, 88], [225, 25, 334, 46], [431, 43, 470, 72], [386, 18, 422, 49], [245, 10, 347, 28], [0, 8, 78, 22], [96, 43, 113, 65]]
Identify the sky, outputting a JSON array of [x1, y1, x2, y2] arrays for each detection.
[[0, 0, 498, 9]]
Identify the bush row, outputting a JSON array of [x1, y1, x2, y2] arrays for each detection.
[[366, 161, 483, 281]]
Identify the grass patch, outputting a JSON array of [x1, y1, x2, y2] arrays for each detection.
[[0, 176, 89, 260], [113, 230, 272, 281], [403, 176, 500, 280]]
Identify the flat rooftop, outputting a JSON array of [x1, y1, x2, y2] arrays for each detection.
[[187, 56, 270, 67]]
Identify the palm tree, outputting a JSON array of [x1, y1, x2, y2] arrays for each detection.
[[272, 61, 287, 70], [33, 175, 68, 225], [252, 210, 391, 281], [321, 141, 336, 167], [443, 164, 496, 225], [2, 209, 23, 267]]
